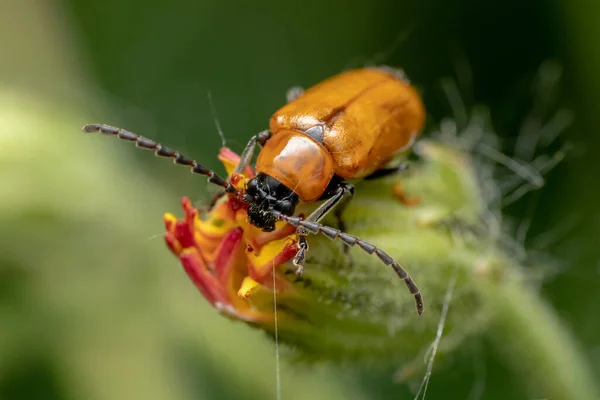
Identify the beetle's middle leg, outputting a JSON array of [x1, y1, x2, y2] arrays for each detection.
[[318, 178, 356, 255], [293, 183, 354, 274], [333, 194, 355, 256]]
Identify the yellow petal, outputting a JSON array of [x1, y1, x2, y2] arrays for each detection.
[[237, 276, 261, 299]]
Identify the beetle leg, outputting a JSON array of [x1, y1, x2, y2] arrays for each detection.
[[233, 130, 272, 176], [333, 194, 354, 256], [364, 162, 409, 180], [292, 184, 354, 273], [292, 236, 309, 275], [286, 86, 305, 103], [200, 130, 271, 207], [316, 177, 353, 232], [304, 183, 354, 225]]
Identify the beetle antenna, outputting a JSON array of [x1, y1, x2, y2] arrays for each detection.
[[82, 123, 238, 195], [271, 211, 423, 315]]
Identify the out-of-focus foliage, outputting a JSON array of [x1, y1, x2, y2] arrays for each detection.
[[1, 0, 599, 399]]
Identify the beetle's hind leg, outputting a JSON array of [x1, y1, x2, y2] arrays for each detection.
[[292, 183, 354, 274], [365, 163, 421, 206], [364, 162, 409, 180]]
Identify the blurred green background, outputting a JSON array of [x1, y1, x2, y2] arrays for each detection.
[[1, 0, 599, 399]]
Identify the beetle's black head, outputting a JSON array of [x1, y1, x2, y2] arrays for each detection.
[[245, 172, 300, 232]]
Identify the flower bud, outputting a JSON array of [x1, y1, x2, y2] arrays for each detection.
[[162, 131, 599, 399]]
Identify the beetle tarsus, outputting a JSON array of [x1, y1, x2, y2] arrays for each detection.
[[292, 237, 309, 275]]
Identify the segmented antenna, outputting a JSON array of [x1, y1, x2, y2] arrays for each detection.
[[82, 124, 237, 194], [272, 211, 424, 315]]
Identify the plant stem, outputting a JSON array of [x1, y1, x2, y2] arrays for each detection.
[[484, 277, 599, 400]]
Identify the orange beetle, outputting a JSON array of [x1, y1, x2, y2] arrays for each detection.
[[83, 67, 426, 314]]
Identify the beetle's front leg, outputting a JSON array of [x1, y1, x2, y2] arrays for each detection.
[[201, 130, 271, 210], [206, 131, 271, 208], [233, 130, 272, 176]]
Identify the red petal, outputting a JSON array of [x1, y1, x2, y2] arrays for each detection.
[[174, 220, 196, 249], [213, 227, 244, 283], [180, 250, 228, 306], [163, 232, 180, 254]]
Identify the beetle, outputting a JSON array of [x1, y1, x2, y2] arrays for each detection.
[[83, 66, 426, 314]]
